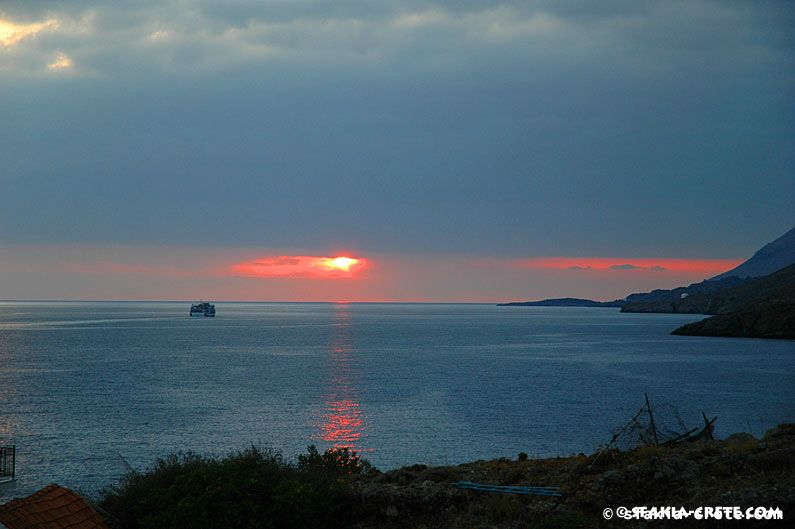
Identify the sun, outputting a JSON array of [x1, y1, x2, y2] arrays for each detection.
[[325, 256, 359, 272]]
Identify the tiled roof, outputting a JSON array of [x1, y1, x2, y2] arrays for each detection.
[[0, 484, 110, 529]]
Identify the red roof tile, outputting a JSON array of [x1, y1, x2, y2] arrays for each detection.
[[0, 484, 110, 529]]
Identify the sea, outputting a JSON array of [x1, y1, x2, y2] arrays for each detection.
[[0, 301, 793, 497]]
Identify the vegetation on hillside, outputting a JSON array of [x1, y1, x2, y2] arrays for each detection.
[[98, 445, 375, 529], [348, 425, 794, 528], [97, 425, 794, 528]]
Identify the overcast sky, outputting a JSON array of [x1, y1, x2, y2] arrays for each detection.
[[1, 1, 793, 301]]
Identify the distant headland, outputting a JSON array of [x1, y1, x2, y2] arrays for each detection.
[[497, 297, 622, 308], [499, 227, 795, 339]]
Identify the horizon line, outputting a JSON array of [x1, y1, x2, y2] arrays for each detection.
[[0, 298, 513, 304]]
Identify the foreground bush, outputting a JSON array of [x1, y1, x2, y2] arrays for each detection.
[[99, 445, 374, 529]]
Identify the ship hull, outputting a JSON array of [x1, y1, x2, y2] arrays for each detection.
[[190, 302, 216, 317]]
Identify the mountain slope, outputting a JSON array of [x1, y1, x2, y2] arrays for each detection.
[[621, 225, 795, 314], [620, 276, 752, 313], [712, 226, 795, 280], [672, 263, 795, 339]]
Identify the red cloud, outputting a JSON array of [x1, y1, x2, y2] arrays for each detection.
[[229, 255, 368, 279]]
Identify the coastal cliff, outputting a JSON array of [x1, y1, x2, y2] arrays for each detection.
[[669, 263, 795, 339]]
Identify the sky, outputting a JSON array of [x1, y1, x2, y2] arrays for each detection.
[[0, 1, 793, 301]]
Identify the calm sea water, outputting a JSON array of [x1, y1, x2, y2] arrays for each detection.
[[0, 302, 793, 497]]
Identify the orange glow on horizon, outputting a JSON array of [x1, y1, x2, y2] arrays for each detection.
[[511, 257, 743, 274], [230, 255, 368, 279]]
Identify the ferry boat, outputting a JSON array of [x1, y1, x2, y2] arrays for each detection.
[[190, 301, 216, 317]]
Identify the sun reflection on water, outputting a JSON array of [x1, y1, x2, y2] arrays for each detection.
[[319, 304, 369, 453]]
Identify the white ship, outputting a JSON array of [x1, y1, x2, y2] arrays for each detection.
[[190, 301, 216, 317]]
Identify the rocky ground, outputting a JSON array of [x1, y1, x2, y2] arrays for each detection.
[[348, 425, 795, 528]]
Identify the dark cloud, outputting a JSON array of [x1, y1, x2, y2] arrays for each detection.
[[609, 264, 669, 271], [610, 264, 642, 270], [0, 1, 793, 258]]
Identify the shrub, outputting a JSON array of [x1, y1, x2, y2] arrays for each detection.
[[99, 445, 374, 529], [297, 444, 375, 478]]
